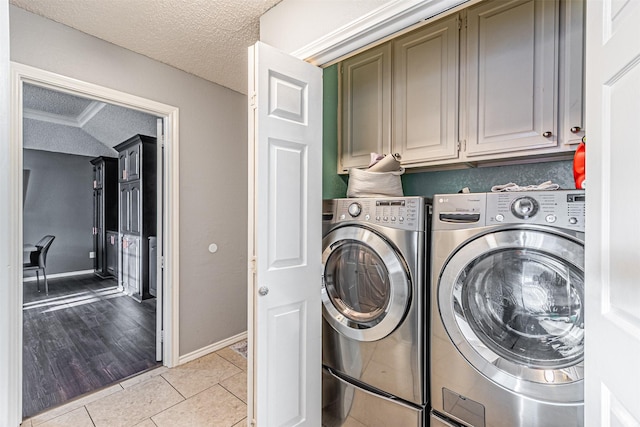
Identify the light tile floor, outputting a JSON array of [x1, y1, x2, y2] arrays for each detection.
[[21, 342, 248, 427]]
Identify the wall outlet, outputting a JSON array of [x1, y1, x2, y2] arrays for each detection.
[[89, 251, 95, 259]]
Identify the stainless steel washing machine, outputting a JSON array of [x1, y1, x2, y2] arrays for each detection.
[[430, 190, 585, 427], [321, 197, 429, 426]]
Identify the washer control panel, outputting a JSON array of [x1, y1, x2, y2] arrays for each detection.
[[328, 197, 426, 232], [433, 190, 585, 232], [487, 190, 585, 231]]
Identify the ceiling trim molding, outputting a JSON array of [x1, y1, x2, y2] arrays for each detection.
[[292, 0, 471, 66], [23, 100, 106, 128], [77, 101, 107, 127], [23, 107, 78, 127]]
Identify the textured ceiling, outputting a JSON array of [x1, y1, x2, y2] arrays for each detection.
[[10, 0, 282, 95], [23, 84, 158, 158]]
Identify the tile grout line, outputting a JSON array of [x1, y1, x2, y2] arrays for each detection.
[[141, 374, 193, 423], [218, 382, 247, 404], [83, 406, 97, 427]]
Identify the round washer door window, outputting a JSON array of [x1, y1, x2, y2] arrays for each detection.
[[322, 226, 411, 342], [439, 228, 584, 403]]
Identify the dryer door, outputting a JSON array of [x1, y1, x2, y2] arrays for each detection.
[[438, 228, 584, 403], [322, 226, 411, 342]]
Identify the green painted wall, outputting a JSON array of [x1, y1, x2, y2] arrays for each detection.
[[322, 64, 575, 199], [322, 64, 348, 199]]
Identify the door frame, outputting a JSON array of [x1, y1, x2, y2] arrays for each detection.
[[8, 62, 180, 420]]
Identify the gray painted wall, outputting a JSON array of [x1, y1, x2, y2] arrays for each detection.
[[10, 6, 248, 356], [23, 149, 94, 276]]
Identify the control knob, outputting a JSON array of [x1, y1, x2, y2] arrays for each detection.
[[511, 196, 539, 219], [348, 202, 362, 217]]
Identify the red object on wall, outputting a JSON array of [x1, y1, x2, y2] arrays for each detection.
[[573, 137, 586, 189]]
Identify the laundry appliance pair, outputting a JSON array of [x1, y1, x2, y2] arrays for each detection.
[[321, 190, 585, 427]]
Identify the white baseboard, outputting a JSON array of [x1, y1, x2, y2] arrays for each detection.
[[178, 331, 248, 365], [22, 269, 95, 282]]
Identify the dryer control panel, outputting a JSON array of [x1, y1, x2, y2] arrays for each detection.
[[326, 196, 426, 232]]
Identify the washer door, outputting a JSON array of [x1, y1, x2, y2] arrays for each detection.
[[439, 228, 584, 403], [322, 226, 411, 342]]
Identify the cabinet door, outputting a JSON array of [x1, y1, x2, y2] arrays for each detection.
[[119, 235, 135, 295], [94, 162, 103, 189], [125, 236, 141, 296], [93, 190, 99, 271], [120, 183, 130, 233], [339, 43, 391, 172], [106, 232, 118, 277], [465, 0, 558, 157], [95, 188, 105, 274], [127, 145, 141, 181], [118, 151, 127, 181], [558, 0, 585, 146], [129, 181, 141, 235], [393, 15, 459, 165]]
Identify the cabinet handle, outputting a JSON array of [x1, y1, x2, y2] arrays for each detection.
[[570, 126, 582, 133], [542, 131, 553, 138], [258, 286, 269, 296]]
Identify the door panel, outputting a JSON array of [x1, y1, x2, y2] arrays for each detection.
[[120, 184, 129, 233], [585, 1, 640, 425], [393, 15, 459, 163], [340, 43, 391, 171], [249, 41, 322, 426], [128, 145, 140, 181], [466, 0, 558, 156], [118, 151, 127, 181]]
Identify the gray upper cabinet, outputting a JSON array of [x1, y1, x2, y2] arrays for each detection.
[[393, 14, 459, 166], [464, 0, 559, 158], [337, 0, 584, 172], [339, 43, 391, 172]]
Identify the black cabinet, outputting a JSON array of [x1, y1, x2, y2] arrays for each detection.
[[114, 135, 157, 301], [90, 157, 118, 278]]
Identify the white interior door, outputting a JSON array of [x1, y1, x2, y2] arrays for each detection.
[[585, 1, 640, 426], [248, 41, 322, 426]]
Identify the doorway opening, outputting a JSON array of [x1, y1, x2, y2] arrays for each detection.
[[22, 83, 162, 417], [11, 63, 180, 421]]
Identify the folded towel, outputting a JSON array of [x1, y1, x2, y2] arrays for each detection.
[[368, 153, 385, 168], [369, 154, 401, 172], [491, 180, 560, 192]]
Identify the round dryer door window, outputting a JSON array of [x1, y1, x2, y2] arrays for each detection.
[[438, 228, 584, 403], [322, 226, 411, 342]]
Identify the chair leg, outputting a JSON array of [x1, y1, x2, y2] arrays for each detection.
[[43, 269, 48, 296], [36, 271, 40, 293]]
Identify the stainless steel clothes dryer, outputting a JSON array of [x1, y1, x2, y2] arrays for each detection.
[[321, 197, 429, 427], [430, 190, 585, 427]]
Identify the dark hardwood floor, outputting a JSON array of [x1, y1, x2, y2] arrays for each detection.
[[22, 273, 160, 418]]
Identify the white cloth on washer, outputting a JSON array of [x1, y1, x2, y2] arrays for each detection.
[[491, 180, 560, 192]]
